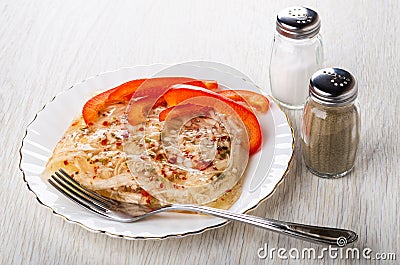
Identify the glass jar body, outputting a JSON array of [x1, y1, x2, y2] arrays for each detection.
[[269, 33, 323, 109], [301, 98, 360, 178]]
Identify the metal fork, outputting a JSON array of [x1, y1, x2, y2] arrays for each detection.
[[48, 169, 358, 246]]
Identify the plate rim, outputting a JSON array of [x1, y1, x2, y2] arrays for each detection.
[[19, 63, 294, 240]]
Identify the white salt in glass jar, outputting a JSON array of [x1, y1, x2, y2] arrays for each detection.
[[269, 6, 324, 109]]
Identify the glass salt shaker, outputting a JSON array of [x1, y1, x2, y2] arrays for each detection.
[[269, 6, 324, 109], [301, 68, 361, 178]]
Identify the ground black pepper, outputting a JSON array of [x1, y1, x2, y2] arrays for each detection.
[[301, 68, 360, 178], [301, 99, 360, 177]]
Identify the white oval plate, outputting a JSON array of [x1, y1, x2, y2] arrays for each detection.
[[19, 62, 294, 239]]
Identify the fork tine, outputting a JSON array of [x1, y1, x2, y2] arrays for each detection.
[[48, 176, 110, 219], [58, 168, 117, 205], [52, 171, 111, 209], [52, 171, 110, 209], [49, 172, 138, 222]]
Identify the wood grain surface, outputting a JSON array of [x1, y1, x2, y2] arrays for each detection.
[[1, 0, 399, 264]]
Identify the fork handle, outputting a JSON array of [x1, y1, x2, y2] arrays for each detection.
[[168, 204, 357, 246]]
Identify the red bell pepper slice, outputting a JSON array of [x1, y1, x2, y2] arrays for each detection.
[[106, 79, 147, 102], [83, 77, 218, 126], [159, 104, 213, 122], [125, 78, 215, 126], [82, 87, 120, 125], [217, 90, 269, 113], [163, 86, 262, 154], [109, 77, 193, 102], [108, 78, 218, 102]]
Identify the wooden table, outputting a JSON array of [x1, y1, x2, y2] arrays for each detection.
[[1, 0, 399, 264]]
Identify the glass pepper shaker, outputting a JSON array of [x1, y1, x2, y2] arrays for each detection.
[[269, 6, 324, 109], [301, 68, 361, 178]]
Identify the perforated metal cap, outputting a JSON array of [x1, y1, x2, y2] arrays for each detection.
[[276, 6, 320, 39], [309, 68, 357, 106]]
